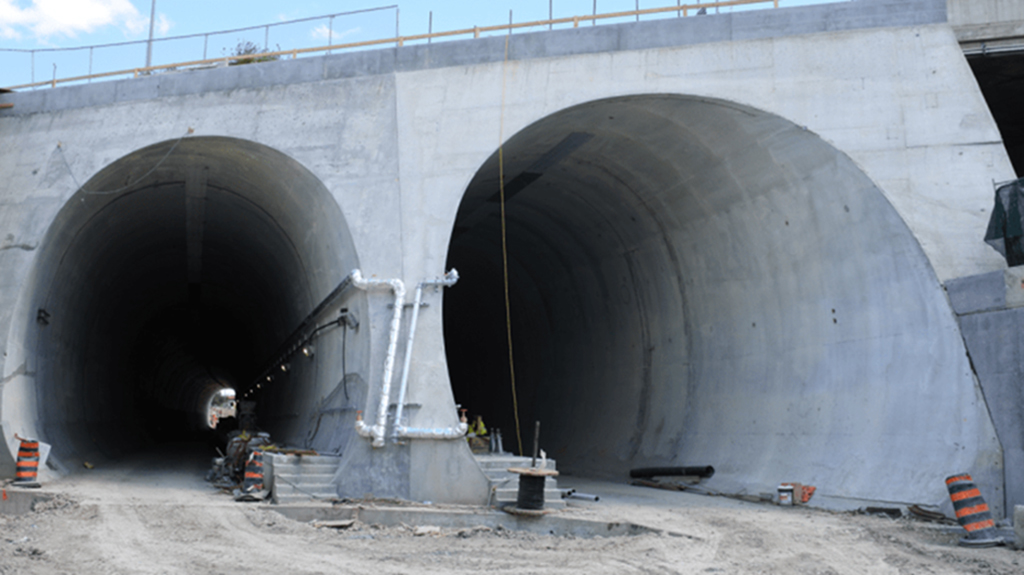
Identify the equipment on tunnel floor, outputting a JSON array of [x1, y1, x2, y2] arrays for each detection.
[[629, 466, 716, 479], [489, 429, 505, 454], [236, 400, 257, 431], [235, 450, 266, 501], [946, 473, 1005, 547], [777, 484, 795, 506], [563, 491, 600, 502], [505, 421, 559, 513], [12, 436, 41, 488], [984, 178, 1024, 266]]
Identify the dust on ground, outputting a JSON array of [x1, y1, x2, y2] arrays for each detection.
[[1, 451, 1021, 574]]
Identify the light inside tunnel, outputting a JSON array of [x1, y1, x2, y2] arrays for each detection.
[[14, 137, 359, 465], [206, 388, 236, 429], [444, 95, 963, 490]]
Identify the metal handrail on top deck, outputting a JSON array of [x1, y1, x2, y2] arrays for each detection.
[[2, 0, 778, 91]]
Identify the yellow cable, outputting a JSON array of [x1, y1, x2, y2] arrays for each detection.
[[498, 32, 523, 457]]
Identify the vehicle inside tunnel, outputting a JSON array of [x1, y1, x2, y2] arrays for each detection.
[[443, 95, 979, 495], [9, 136, 361, 468]]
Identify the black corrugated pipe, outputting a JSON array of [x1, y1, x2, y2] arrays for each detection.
[[629, 466, 715, 479]]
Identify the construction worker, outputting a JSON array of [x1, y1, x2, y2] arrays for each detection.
[[468, 414, 487, 437]]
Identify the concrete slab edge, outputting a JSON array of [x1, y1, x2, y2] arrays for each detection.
[[270, 503, 657, 538]]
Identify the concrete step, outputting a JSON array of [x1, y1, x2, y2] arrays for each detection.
[[270, 463, 338, 475], [272, 470, 335, 478], [272, 487, 335, 501], [273, 481, 337, 497], [475, 453, 564, 509], [268, 454, 341, 504], [474, 455, 557, 471], [482, 470, 560, 484]]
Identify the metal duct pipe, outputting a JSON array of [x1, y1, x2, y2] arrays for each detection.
[[393, 269, 461, 441], [395, 425, 469, 440], [351, 269, 406, 448]]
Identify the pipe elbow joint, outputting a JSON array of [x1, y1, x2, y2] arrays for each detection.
[[354, 417, 374, 439], [350, 268, 366, 287], [443, 268, 459, 286]]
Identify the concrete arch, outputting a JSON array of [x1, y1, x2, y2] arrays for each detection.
[[3, 136, 365, 466], [444, 95, 1002, 513]]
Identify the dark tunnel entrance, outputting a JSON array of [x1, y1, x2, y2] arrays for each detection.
[[15, 137, 360, 468], [968, 52, 1024, 177], [443, 95, 972, 487]]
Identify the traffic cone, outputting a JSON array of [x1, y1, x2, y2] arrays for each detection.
[[243, 450, 264, 493], [945, 473, 1002, 547], [14, 436, 41, 488]]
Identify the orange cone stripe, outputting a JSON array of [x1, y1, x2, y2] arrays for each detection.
[[955, 504, 990, 518], [244, 472, 262, 478], [946, 474, 972, 485], [15, 471, 36, 478], [950, 488, 981, 502], [963, 518, 996, 532]]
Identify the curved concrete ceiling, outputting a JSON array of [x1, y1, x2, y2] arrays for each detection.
[[445, 95, 991, 507]]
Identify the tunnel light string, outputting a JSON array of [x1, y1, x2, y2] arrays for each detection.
[[498, 32, 524, 457], [55, 128, 194, 195]]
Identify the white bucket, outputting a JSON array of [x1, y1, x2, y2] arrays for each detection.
[[777, 484, 794, 506]]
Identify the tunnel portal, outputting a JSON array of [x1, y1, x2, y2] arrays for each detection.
[[444, 95, 977, 497], [11, 137, 360, 465]]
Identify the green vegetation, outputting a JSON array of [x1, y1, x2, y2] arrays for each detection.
[[226, 40, 280, 66]]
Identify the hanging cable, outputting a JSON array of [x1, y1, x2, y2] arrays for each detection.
[[498, 32, 524, 457], [56, 127, 194, 195]]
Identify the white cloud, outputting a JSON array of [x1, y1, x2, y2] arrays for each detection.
[[310, 24, 331, 40], [311, 24, 360, 42], [156, 13, 171, 36], [0, 0, 159, 40]]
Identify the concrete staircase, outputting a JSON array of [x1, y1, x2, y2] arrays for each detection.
[[475, 454, 565, 510], [268, 454, 341, 504]]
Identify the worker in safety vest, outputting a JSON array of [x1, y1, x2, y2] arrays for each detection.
[[468, 415, 487, 437]]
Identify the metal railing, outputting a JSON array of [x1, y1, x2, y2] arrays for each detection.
[[2, 0, 778, 91]]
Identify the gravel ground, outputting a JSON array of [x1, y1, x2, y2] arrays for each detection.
[[2, 447, 1022, 574]]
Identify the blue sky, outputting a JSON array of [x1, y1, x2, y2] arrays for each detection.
[[1, 0, 843, 88]]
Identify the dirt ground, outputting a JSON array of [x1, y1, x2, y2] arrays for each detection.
[[2, 447, 1022, 574]]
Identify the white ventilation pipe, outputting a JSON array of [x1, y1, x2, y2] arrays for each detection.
[[393, 269, 463, 441], [350, 269, 405, 448], [396, 423, 469, 440]]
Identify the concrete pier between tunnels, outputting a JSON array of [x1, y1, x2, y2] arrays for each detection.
[[5, 137, 361, 468], [444, 95, 1001, 512]]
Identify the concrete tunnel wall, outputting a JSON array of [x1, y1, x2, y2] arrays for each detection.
[[1, 137, 368, 465], [0, 0, 1015, 510], [444, 95, 1003, 513]]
